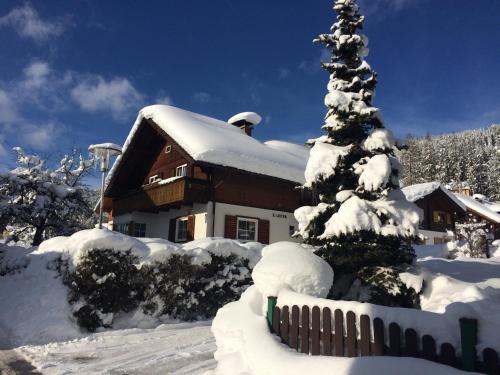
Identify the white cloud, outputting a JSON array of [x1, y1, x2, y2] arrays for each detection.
[[20, 122, 59, 150], [192, 92, 211, 104], [0, 89, 19, 124], [21, 61, 51, 89], [155, 95, 173, 105], [0, 3, 65, 42], [71, 76, 144, 119]]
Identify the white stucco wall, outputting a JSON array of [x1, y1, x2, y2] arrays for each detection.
[[213, 202, 300, 243], [113, 201, 300, 244], [113, 203, 208, 239]]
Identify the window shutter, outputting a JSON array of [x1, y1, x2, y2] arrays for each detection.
[[168, 219, 176, 242], [128, 221, 135, 236], [225, 215, 237, 239], [258, 219, 270, 244], [187, 215, 195, 241]]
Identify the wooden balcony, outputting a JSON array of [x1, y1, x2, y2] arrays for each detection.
[[112, 177, 210, 215]]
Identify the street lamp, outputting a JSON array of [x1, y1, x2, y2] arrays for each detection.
[[88, 143, 122, 229]]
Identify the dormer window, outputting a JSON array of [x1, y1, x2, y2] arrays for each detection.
[[176, 164, 187, 177], [149, 175, 161, 184]]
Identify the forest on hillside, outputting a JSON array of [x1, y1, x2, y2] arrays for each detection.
[[399, 124, 500, 200]]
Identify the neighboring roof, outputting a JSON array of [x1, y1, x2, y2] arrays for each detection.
[[107, 105, 309, 185], [454, 193, 500, 224], [402, 182, 466, 211]]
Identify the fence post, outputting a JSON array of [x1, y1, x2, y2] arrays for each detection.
[[267, 296, 277, 329], [460, 317, 478, 371]]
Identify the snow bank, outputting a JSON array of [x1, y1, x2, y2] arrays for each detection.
[[36, 229, 264, 268], [211, 288, 469, 375], [252, 242, 333, 298]]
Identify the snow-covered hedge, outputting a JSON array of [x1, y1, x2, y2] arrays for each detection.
[[38, 229, 263, 331]]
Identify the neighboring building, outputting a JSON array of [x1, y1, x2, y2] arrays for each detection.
[[402, 182, 467, 244], [103, 105, 310, 244], [454, 193, 500, 240]]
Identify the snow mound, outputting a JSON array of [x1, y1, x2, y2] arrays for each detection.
[[211, 286, 469, 375], [252, 242, 333, 298], [227, 112, 262, 125], [37, 229, 151, 267], [37, 230, 264, 268]]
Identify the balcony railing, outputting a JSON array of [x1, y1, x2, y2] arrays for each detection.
[[112, 177, 210, 215]]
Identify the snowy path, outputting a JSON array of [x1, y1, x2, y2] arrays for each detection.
[[17, 322, 216, 375]]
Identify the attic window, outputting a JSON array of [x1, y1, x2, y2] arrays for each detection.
[[165, 145, 172, 153], [149, 175, 161, 184], [176, 164, 187, 177]]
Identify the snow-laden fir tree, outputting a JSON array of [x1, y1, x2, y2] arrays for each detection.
[[0, 147, 97, 245], [295, 0, 421, 307]]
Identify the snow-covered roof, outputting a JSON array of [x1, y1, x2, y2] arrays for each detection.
[[454, 193, 500, 224], [109, 105, 309, 184], [401, 182, 466, 211]]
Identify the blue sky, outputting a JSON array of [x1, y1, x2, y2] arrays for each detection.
[[0, 0, 499, 174]]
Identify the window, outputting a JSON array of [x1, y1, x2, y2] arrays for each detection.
[[175, 217, 188, 242], [113, 223, 129, 235], [149, 175, 161, 184], [176, 164, 187, 177], [165, 145, 172, 153], [433, 210, 451, 224], [289, 225, 295, 236], [133, 223, 146, 237], [237, 217, 258, 241]]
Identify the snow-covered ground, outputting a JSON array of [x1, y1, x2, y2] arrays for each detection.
[[1, 237, 499, 374], [17, 322, 216, 375]]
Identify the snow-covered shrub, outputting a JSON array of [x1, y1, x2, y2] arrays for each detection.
[[66, 249, 146, 331], [142, 252, 252, 321], [449, 215, 490, 258]]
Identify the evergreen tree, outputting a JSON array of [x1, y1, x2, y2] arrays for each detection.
[[295, 0, 421, 306]]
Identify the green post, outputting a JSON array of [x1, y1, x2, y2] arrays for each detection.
[[460, 317, 478, 371], [267, 296, 277, 330]]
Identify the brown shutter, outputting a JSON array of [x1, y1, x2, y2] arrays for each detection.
[[187, 215, 195, 241], [225, 215, 237, 239], [258, 219, 270, 244], [128, 221, 135, 236], [168, 219, 176, 242]]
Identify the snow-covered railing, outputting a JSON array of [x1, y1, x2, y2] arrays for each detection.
[[267, 296, 499, 374]]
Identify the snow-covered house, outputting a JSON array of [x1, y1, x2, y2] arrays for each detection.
[[103, 105, 310, 244], [402, 182, 466, 244], [454, 193, 500, 240]]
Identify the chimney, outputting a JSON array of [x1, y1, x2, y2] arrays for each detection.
[[227, 112, 262, 136]]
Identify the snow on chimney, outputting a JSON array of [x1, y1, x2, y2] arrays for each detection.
[[227, 112, 262, 136]]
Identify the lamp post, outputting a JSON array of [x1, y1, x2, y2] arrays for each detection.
[[88, 143, 122, 229]]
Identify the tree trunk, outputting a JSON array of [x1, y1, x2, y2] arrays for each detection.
[[32, 226, 45, 246]]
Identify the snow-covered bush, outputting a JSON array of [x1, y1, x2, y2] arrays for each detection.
[[42, 229, 260, 330], [66, 249, 146, 331], [449, 215, 490, 258], [143, 253, 252, 321]]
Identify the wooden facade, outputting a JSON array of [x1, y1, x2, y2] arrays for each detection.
[[105, 118, 306, 243], [412, 189, 466, 234]]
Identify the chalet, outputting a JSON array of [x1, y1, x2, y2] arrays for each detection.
[[454, 193, 500, 240], [402, 182, 467, 244], [103, 105, 310, 244]]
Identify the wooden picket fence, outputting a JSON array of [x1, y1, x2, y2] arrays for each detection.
[[267, 298, 500, 374]]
